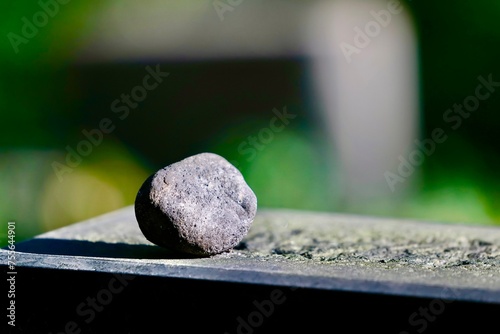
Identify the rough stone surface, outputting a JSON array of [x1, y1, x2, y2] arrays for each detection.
[[134, 152, 257, 256], [237, 211, 500, 270], [5, 207, 500, 303]]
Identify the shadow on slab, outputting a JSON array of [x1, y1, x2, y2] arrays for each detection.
[[12, 238, 199, 259]]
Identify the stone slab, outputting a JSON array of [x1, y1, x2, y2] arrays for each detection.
[[2, 206, 500, 304]]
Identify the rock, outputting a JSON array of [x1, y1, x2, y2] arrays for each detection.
[[134, 153, 257, 256]]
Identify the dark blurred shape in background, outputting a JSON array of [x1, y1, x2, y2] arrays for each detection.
[[1, 0, 500, 247]]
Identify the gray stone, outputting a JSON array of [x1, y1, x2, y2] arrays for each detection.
[[134, 152, 257, 256]]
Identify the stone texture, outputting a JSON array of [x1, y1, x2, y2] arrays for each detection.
[[134, 153, 257, 256], [6, 206, 500, 303]]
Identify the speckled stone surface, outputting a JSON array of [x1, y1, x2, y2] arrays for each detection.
[[134, 153, 257, 256], [4, 206, 500, 303]]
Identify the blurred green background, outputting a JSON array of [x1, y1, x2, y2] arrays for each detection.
[[1, 0, 500, 247]]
